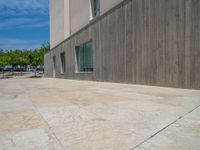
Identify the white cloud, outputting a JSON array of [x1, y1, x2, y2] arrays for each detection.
[[0, 0, 49, 16], [0, 38, 43, 50], [0, 17, 49, 29], [0, 1, 49, 49], [0, 0, 49, 29]]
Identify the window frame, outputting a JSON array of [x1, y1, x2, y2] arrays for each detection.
[[75, 41, 93, 74]]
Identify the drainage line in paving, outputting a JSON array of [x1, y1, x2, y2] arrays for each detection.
[[29, 99, 66, 150], [131, 104, 200, 150]]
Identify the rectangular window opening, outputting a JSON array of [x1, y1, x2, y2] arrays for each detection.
[[75, 41, 93, 73], [60, 52, 66, 73], [53, 56, 56, 77], [91, 0, 100, 19]]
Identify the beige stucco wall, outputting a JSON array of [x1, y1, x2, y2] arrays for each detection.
[[50, 0, 124, 48], [70, 0, 124, 34], [100, 0, 123, 15], [64, 0, 70, 39], [50, 0, 70, 48], [70, 0, 90, 35], [50, 0, 64, 48]]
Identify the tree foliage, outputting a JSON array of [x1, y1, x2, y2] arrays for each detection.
[[0, 42, 50, 67]]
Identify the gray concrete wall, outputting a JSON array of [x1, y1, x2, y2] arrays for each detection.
[[47, 0, 200, 89]]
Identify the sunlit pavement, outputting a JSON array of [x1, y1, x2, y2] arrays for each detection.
[[0, 76, 199, 150]]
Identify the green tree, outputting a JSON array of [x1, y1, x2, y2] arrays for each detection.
[[0, 42, 50, 68]]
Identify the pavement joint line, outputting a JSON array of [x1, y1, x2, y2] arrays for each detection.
[[28, 98, 66, 150], [131, 104, 200, 150]]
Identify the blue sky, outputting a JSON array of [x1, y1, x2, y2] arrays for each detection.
[[0, 0, 49, 50]]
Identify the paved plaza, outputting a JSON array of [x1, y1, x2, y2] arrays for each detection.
[[0, 76, 199, 150]]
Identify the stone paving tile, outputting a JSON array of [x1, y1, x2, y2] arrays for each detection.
[[0, 77, 200, 150], [133, 107, 200, 150], [0, 100, 34, 112], [38, 99, 199, 150], [0, 109, 47, 132], [0, 129, 64, 150]]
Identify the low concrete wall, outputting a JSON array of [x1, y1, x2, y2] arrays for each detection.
[[45, 0, 200, 89]]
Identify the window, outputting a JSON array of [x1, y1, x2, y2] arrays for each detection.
[[91, 0, 100, 18], [60, 52, 66, 73], [75, 41, 93, 73], [53, 56, 56, 77]]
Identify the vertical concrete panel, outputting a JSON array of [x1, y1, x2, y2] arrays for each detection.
[[189, 0, 200, 89], [124, 0, 133, 83]]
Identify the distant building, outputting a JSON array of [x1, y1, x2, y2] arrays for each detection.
[[45, 0, 200, 89]]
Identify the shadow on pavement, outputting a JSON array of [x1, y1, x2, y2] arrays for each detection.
[[29, 76, 43, 78], [0, 72, 43, 79], [0, 76, 13, 79]]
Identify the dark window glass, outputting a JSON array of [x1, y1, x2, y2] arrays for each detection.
[[53, 56, 56, 77], [76, 41, 93, 73], [91, 0, 100, 18], [60, 52, 66, 73]]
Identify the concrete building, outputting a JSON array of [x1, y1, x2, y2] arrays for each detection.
[[50, 0, 123, 48], [45, 0, 200, 89]]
